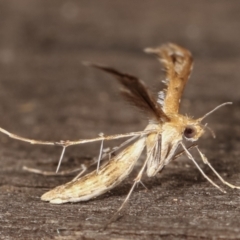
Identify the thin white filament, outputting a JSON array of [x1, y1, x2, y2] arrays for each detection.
[[56, 146, 66, 173], [199, 102, 232, 122], [181, 142, 226, 193]]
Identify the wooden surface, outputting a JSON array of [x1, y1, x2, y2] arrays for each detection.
[[0, 1, 240, 239]]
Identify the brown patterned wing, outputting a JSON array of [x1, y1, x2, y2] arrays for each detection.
[[145, 43, 193, 114], [84, 62, 169, 123]]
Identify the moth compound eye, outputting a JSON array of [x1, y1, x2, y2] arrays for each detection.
[[184, 126, 196, 139]]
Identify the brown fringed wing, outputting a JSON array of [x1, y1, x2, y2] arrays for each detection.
[[84, 62, 169, 123], [145, 43, 193, 114]]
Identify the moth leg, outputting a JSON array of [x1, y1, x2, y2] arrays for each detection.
[[0, 126, 152, 147], [51, 132, 149, 172], [56, 146, 66, 173], [56, 130, 153, 147], [97, 133, 104, 174], [0, 127, 56, 146], [56, 135, 142, 178], [109, 135, 140, 155], [172, 143, 198, 161], [139, 181, 148, 190], [23, 166, 83, 176], [103, 141, 156, 229], [71, 164, 88, 181], [102, 135, 140, 163], [97, 136, 141, 174], [0, 126, 65, 173], [105, 178, 139, 227], [103, 173, 142, 229], [180, 143, 226, 193], [196, 146, 240, 190]]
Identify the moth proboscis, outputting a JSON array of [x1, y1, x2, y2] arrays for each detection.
[[0, 43, 238, 227]]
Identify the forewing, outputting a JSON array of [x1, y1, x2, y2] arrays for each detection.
[[145, 43, 193, 114], [84, 62, 169, 123], [41, 137, 146, 204]]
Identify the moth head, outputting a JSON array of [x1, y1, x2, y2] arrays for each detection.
[[183, 102, 232, 142]]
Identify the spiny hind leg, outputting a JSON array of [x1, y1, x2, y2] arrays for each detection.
[[103, 143, 198, 229], [172, 143, 198, 161], [181, 143, 226, 193], [95, 135, 141, 174], [196, 146, 240, 190], [103, 141, 157, 229], [80, 136, 141, 180], [0, 127, 56, 146], [54, 131, 149, 172], [103, 171, 145, 230], [24, 156, 93, 179], [23, 166, 83, 176]]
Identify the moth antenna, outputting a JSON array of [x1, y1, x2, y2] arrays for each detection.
[[198, 102, 232, 122], [97, 133, 104, 174], [204, 123, 216, 139], [56, 146, 66, 173]]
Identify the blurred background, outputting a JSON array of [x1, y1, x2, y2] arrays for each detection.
[[0, 1, 240, 239], [0, 1, 239, 140]]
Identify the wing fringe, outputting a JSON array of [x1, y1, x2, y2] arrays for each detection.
[[145, 43, 193, 113], [84, 62, 169, 122]]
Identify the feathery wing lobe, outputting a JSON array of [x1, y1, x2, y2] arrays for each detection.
[[145, 43, 193, 114], [84, 62, 169, 123]]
